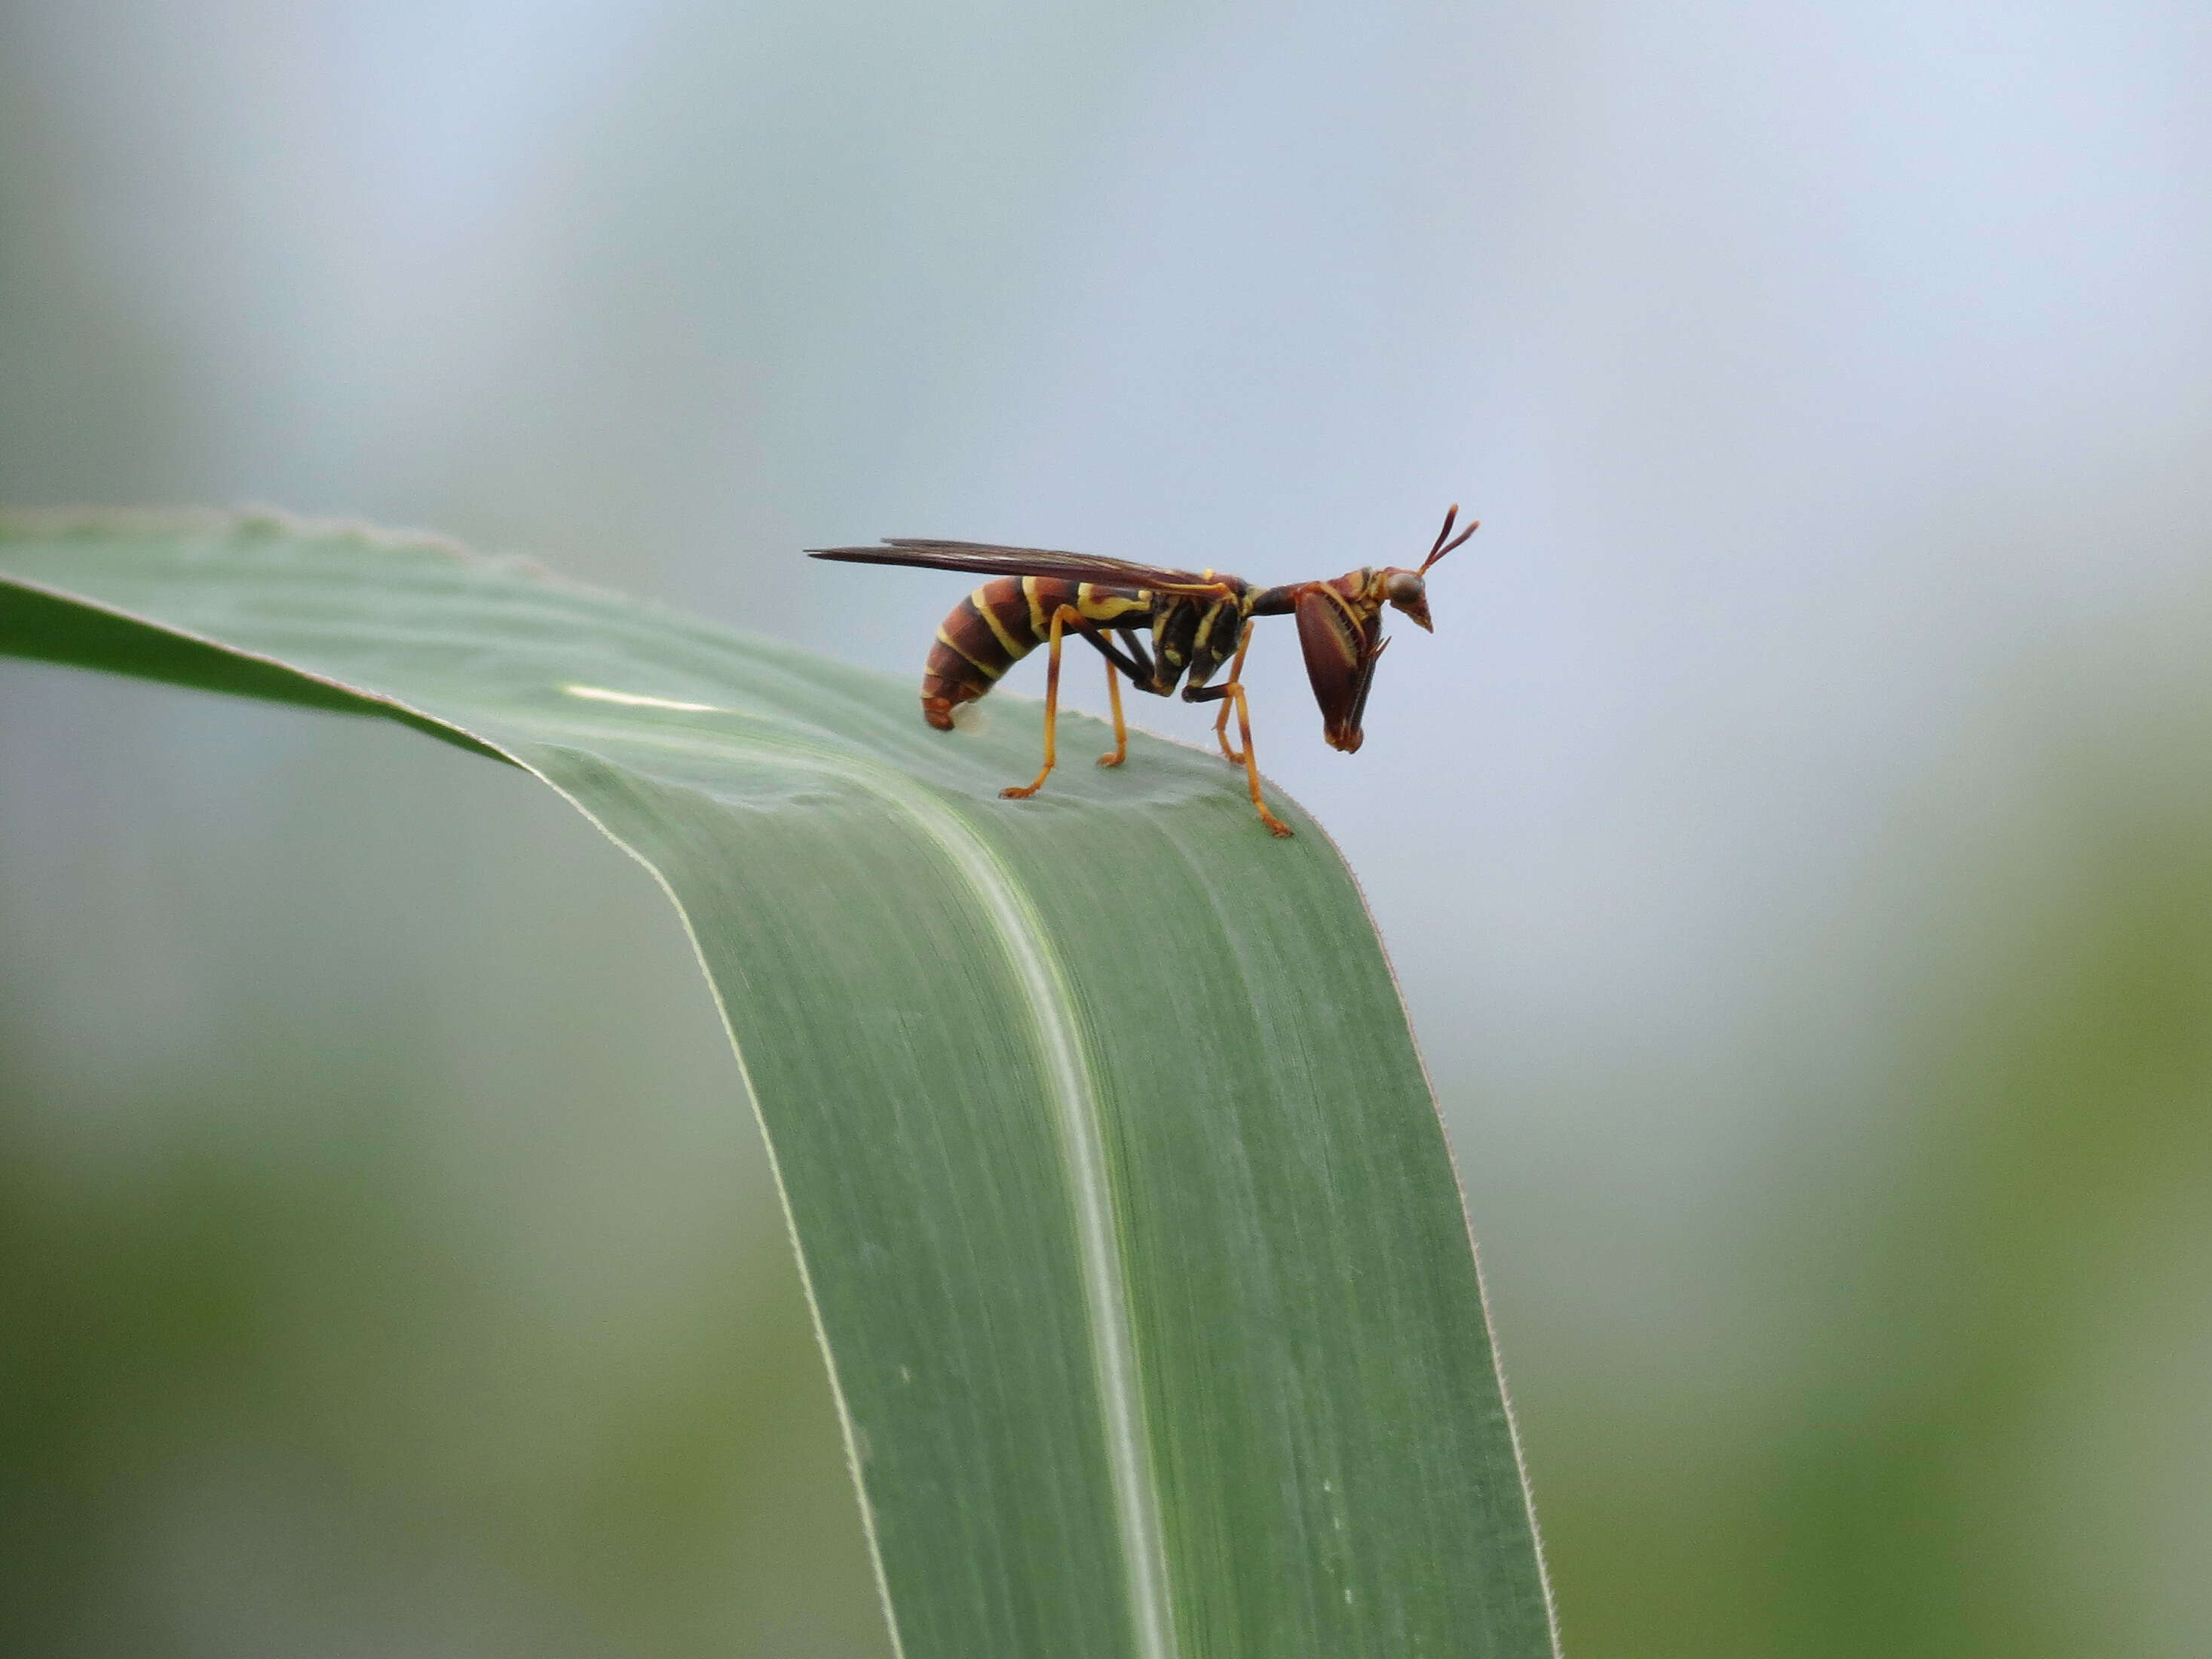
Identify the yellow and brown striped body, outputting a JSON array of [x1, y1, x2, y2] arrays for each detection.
[[921, 575, 1150, 728]]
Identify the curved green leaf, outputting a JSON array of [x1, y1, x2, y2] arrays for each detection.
[[0, 508, 1555, 1658]]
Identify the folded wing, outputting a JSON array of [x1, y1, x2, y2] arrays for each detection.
[[809, 539, 1230, 595]]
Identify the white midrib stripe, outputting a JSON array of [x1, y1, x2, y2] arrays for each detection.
[[887, 782, 1180, 1659], [547, 704, 1179, 1659]]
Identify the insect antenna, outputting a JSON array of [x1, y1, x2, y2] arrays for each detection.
[[1420, 503, 1480, 573]]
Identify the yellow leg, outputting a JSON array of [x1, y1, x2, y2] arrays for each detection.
[[1003, 606, 1078, 799], [1229, 682, 1292, 836], [1214, 624, 1254, 764], [1098, 658, 1128, 767]]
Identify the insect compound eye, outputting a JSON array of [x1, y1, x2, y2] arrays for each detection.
[[1385, 571, 1425, 606]]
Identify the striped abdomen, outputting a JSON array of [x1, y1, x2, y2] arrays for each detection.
[[921, 576, 1149, 729]]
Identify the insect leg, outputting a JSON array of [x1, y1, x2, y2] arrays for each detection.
[[1229, 682, 1292, 837], [1185, 628, 1256, 765], [1187, 669, 1289, 833], [1212, 623, 1255, 764], [1070, 621, 1151, 767], [1098, 658, 1128, 768], [1002, 606, 1080, 800], [1117, 628, 1159, 688], [1077, 624, 1151, 685]]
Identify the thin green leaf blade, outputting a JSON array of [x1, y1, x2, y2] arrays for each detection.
[[0, 510, 1556, 1659]]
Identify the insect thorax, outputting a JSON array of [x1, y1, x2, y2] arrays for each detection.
[[1151, 584, 1252, 690]]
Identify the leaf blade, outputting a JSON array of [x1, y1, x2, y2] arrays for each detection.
[[0, 510, 1557, 1659]]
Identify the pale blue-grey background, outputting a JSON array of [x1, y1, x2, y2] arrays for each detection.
[[5, 3, 2210, 1653]]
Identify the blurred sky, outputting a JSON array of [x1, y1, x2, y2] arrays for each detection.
[[5, 2, 2211, 1654]]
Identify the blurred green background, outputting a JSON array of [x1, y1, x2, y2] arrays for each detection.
[[4, 2, 2210, 1654]]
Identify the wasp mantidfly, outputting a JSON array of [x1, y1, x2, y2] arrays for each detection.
[[807, 505, 1477, 837]]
